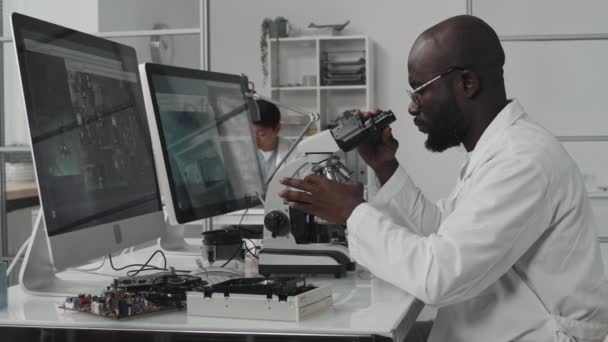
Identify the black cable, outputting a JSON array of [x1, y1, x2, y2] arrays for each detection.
[[237, 208, 249, 227], [244, 238, 259, 259], [236, 209, 260, 259], [245, 246, 259, 259], [109, 249, 168, 276], [245, 237, 258, 248], [109, 250, 165, 271], [127, 250, 168, 276]]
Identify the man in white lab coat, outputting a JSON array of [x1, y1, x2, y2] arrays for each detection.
[[278, 15, 608, 342], [253, 99, 301, 183]]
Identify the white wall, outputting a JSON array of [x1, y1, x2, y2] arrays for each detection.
[[2, 0, 98, 33], [475, 0, 608, 233], [4, 0, 606, 208], [98, 0, 199, 32], [210, 0, 608, 201], [476, 1, 608, 194], [3, 0, 202, 146], [474, 0, 608, 35], [210, 0, 467, 200], [98, 0, 201, 69]]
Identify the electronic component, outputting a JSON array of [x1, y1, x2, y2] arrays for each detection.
[[62, 290, 173, 319], [140, 63, 264, 226], [61, 271, 207, 319], [204, 277, 309, 298], [12, 12, 165, 296], [187, 277, 333, 321], [201, 228, 244, 264], [330, 110, 396, 152]]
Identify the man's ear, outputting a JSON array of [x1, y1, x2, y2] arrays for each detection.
[[460, 70, 480, 98]]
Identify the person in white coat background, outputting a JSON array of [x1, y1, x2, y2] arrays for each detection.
[[279, 15, 608, 342], [253, 99, 302, 183]]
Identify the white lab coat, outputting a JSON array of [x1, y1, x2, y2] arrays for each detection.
[[347, 99, 608, 342], [276, 136, 301, 170], [259, 137, 302, 183]]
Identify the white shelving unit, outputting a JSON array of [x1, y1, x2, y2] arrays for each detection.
[[267, 35, 374, 184]]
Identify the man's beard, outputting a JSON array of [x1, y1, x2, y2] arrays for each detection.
[[424, 101, 466, 152]]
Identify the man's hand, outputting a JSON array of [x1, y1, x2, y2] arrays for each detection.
[[278, 175, 365, 224], [356, 109, 400, 185]]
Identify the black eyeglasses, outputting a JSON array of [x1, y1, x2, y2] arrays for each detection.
[[406, 67, 465, 106]]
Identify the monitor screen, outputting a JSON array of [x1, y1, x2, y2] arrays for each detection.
[[13, 13, 162, 237], [142, 64, 264, 224]]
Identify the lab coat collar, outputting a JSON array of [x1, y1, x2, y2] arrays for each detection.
[[461, 99, 526, 180]]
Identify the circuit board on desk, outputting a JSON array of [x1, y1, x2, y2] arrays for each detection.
[[60, 290, 184, 319], [60, 271, 207, 319]]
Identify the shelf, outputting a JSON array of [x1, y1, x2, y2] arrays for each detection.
[[7, 181, 37, 201], [271, 86, 317, 91], [269, 35, 367, 43], [319, 35, 367, 41], [267, 34, 372, 186], [271, 85, 368, 91], [0, 146, 31, 153], [269, 36, 316, 43], [320, 85, 367, 90]]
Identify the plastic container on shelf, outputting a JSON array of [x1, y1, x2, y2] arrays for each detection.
[[5, 162, 35, 183]]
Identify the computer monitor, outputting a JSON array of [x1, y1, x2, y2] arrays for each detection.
[[12, 13, 165, 295], [139, 63, 264, 228]]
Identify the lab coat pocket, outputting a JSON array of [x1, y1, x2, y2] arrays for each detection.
[[552, 314, 608, 342], [511, 268, 608, 342]]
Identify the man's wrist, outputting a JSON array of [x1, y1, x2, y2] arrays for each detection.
[[373, 159, 399, 186]]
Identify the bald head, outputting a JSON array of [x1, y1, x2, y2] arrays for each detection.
[[409, 15, 504, 82], [407, 15, 509, 153]]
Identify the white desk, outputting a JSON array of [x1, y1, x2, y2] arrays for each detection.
[[0, 250, 423, 341]]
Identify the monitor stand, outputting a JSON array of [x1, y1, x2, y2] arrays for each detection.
[[19, 210, 109, 297], [158, 220, 202, 255]]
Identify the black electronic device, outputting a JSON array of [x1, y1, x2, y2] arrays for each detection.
[[12, 13, 162, 239], [140, 63, 265, 225], [113, 270, 207, 293], [201, 228, 244, 263], [232, 224, 264, 239], [203, 277, 313, 299], [11, 13, 166, 296], [187, 276, 333, 321], [330, 110, 396, 152]]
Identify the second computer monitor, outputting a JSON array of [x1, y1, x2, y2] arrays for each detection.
[[140, 63, 264, 225]]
